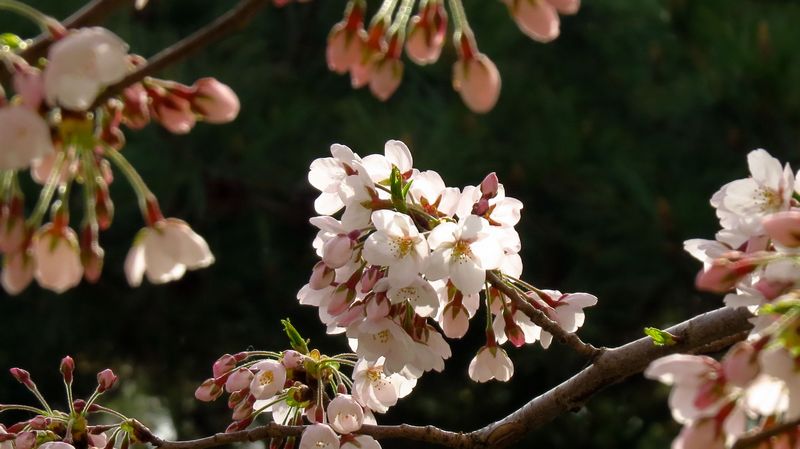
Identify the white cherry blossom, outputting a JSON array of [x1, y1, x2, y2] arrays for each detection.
[[426, 215, 504, 295], [308, 144, 362, 215], [0, 106, 54, 170], [352, 357, 416, 414], [299, 424, 339, 449], [468, 346, 514, 382], [363, 210, 429, 287], [341, 435, 381, 449], [249, 360, 287, 400], [32, 225, 83, 293], [359, 140, 414, 184], [327, 394, 364, 434], [124, 219, 214, 287]]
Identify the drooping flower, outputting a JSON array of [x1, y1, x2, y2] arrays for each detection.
[[452, 53, 501, 114], [32, 224, 83, 293], [504, 0, 561, 43], [468, 345, 514, 382], [0, 106, 54, 170], [44, 27, 130, 111], [124, 218, 214, 287], [644, 354, 729, 423], [351, 357, 416, 414]]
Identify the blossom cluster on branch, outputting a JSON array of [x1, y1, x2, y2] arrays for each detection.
[[647, 149, 800, 449], [0, 2, 240, 295]]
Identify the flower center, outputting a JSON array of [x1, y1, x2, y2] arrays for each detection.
[[391, 236, 415, 257], [258, 370, 274, 386]]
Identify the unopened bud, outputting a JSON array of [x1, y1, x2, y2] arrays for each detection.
[[27, 416, 48, 430], [189, 78, 240, 124], [225, 418, 252, 433], [96, 369, 118, 392], [360, 265, 382, 293], [322, 234, 354, 268], [695, 258, 759, 293], [281, 350, 304, 369], [72, 399, 86, 413], [9, 368, 33, 388], [59, 356, 75, 384], [471, 198, 490, 216], [480, 172, 499, 198], [308, 261, 335, 290], [195, 378, 223, 402], [213, 354, 237, 378], [14, 432, 35, 449], [231, 395, 255, 420], [225, 368, 254, 393]]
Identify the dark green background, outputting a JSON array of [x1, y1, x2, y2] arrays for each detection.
[[3, 0, 799, 447]]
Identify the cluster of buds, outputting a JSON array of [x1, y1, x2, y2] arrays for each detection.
[[647, 301, 800, 449], [0, 357, 142, 449], [649, 149, 800, 448], [195, 321, 408, 449], [0, 3, 238, 295], [325, 0, 580, 113], [302, 140, 596, 383]]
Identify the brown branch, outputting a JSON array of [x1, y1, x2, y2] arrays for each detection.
[[731, 416, 800, 449], [472, 306, 753, 448], [127, 306, 752, 449], [89, 0, 269, 109], [0, 0, 133, 84], [486, 270, 602, 359]]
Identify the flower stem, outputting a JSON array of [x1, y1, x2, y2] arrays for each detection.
[[0, 0, 52, 34], [104, 147, 152, 219], [27, 150, 66, 228]]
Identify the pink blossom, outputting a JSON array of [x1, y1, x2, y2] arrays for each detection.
[[452, 53, 501, 113], [341, 435, 381, 449], [249, 360, 286, 400], [96, 368, 118, 392], [0, 106, 54, 170], [1, 251, 34, 295], [505, 0, 561, 43], [405, 2, 447, 65], [644, 354, 727, 423], [190, 78, 240, 124], [327, 394, 364, 434], [763, 211, 800, 247], [32, 224, 83, 293], [299, 424, 339, 449], [672, 419, 725, 449]]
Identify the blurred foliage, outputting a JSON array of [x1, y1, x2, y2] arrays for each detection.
[[3, 0, 800, 448]]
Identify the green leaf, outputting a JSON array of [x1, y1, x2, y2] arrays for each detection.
[[281, 319, 309, 354], [644, 327, 678, 346], [389, 166, 408, 213]]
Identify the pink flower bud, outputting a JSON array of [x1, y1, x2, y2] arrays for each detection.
[[753, 278, 793, 301], [322, 234, 354, 268], [505, 0, 560, 43], [281, 350, 304, 369], [360, 265, 382, 293], [309, 261, 335, 290], [96, 368, 118, 392], [327, 285, 354, 316], [471, 198, 490, 216], [2, 251, 35, 296], [0, 196, 27, 253], [763, 211, 800, 247], [80, 224, 104, 284], [721, 342, 759, 387], [225, 418, 253, 433], [224, 368, 254, 393], [695, 258, 758, 293], [453, 53, 501, 113], [350, 22, 387, 88], [213, 354, 237, 378], [369, 56, 403, 101], [12, 64, 44, 110], [547, 0, 580, 15], [151, 94, 195, 134], [195, 378, 223, 402], [405, 2, 447, 65], [121, 84, 150, 129], [0, 432, 15, 443], [190, 78, 240, 124], [503, 319, 526, 348], [441, 303, 470, 339], [60, 356, 75, 384], [9, 368, 33, 388], [326, 11, 366, 74], [14, 432, 35, 449], [480, 172, 499, 198], [27, 416, 48, 430], [72, 399, 86, 413]]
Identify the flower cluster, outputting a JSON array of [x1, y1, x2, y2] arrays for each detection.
[[301, 140, 596, 383], [0, 357, 140, 449], [0, 6, 238, 295], [650, 149, 800, 447], [325, 0, 580, 113], [195, 321, 406, 449]]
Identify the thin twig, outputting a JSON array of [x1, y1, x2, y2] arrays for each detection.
[[126, 306, 752, 449], [485, 270, 602, 359], [731, 416, 800, 449], [90, 0, 269, 109]]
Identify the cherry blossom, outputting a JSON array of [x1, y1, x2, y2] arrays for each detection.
[[32, 224, 83, 293], [0, 106, 54, 170], [426, 215, 504, 295], [452, 53, 501, 114], [362, 210, 429, 287], [327, 394, 364, 434], [249, 360, 287, 400], [124, 219, 214, 287], [468, 345, 514, 383], [299, 424, 340, 449], [44, 27, 129, 110], [351, 357, 416, 414]]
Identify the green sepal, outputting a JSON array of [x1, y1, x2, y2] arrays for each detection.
[[644, 327, 678, 346], [281, 319, 309, 354]]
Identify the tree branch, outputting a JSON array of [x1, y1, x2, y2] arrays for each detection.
[[486, 270, 602, 359], [731, 416, 800, 449], [127, 306, 752, 449], [90, 0, 269, 109]]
